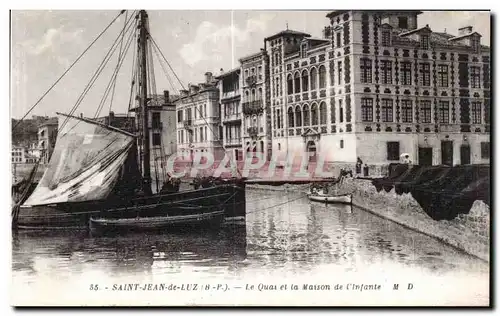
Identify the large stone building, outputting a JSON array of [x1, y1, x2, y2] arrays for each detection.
[[175, 72, 224, 160], [216, 68, 243, 161], [265, 11, 489, 171]]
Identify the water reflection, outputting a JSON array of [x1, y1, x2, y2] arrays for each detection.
[[12, 190, 488, 287], [244, 190, 487, 276], [12, 226, 247, 283]]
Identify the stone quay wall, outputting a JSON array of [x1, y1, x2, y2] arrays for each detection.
[[336, 177, 490, 262], [247, 177, 490, 262]]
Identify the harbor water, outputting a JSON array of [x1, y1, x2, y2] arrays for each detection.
[[11, 188, 489, 306]]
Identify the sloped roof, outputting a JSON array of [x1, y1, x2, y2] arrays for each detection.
[[265, 29, 311, 42], [306, 38, 330, 48], [449, 31, 482, 41], [399, 25, 432, 36], [214, 67, 240, 79], [38, 118, 58, 127]]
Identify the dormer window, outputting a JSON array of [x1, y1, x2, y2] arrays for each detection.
[[471, 36, 480, 52], [301, 43, 308, 58], [381, 30, 391, 46], [420, 34, 430, 50], [398, 17, 408, 29]]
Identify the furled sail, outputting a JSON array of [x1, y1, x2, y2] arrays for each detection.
[[23, 114, 137, 206]]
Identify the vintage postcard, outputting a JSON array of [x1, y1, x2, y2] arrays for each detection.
[[10, 9, 491, 307]]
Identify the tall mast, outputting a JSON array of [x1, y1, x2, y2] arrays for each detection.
[[139, 10, 152, 195]]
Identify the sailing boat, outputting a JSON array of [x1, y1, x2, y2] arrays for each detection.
[[13, 10, 246, 230]]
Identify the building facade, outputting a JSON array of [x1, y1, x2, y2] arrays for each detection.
[[95, 111, 135, 134], [266, 11, 490, 169], [216, 68, 243, 161], [38, 118, 58, 164], [240, 50, 271, 159], [11, 146, 26, 163], [130, 90, 178, 165], [175, 72, 223, 160]]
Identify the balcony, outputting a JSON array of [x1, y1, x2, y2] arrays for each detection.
[[221, 90, 241, 101], [150, 122, 163, 130], [242, 100, 264, 115], [183, 119, 193, 130], [224, 138, 242, 146], [245, 75, 257, 87], [247, 126, 259, 137], [223, 113, 242, 124]]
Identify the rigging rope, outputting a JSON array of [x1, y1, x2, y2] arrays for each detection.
[[126, 27, 138, 118], [58, 11, 137, 132], [147, 32, 242, 178], [245, 194, 304, 215], [145, 39, 161, 192], [92, 18, 138, 119], [151, 45, 179, 95], [107, 10, 129, 118], [13, 10, 126, 131]]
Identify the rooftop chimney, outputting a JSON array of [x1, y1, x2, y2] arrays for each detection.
[[163, 90, 170, 103], [205, 72, 213, 83], [323, 26, 332, 39], [189, 84, 200, 94], [220, 68, 224, 74], [458, 26, 473, 36]]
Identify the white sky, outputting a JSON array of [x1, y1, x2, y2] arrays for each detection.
[[10, 10, 490, 119]]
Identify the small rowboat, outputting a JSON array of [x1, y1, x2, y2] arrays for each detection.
[[89, 209, 225, 233], [307, 191, 352, 205]]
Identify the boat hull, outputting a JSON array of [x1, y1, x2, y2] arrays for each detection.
[[15, 183, 246, 230], [308, 193, 352, 205], [89, 210, 225, 233]]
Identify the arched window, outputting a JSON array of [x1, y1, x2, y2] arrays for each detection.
[[311, 103, 318, 125], [288, 107, 295, 127], [301, 70, 309, 92], [319, 65, 327, 89], [260, 140, 265, 153], [251, 89, 256, 102], [287, 74, 293, 95], [294, 72, 301, 94], [330, 103, 335, 123], [245, 90, 250, 102], [303, 104, 310, 126], [320, 102, 327, 124], [310, 68, 317, 90], [295, 105, 302, 127], [258, 88, 262, 100]]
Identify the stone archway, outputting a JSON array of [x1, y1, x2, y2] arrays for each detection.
[[302, 128, 321, 166], [306, 140, 317, 163]]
